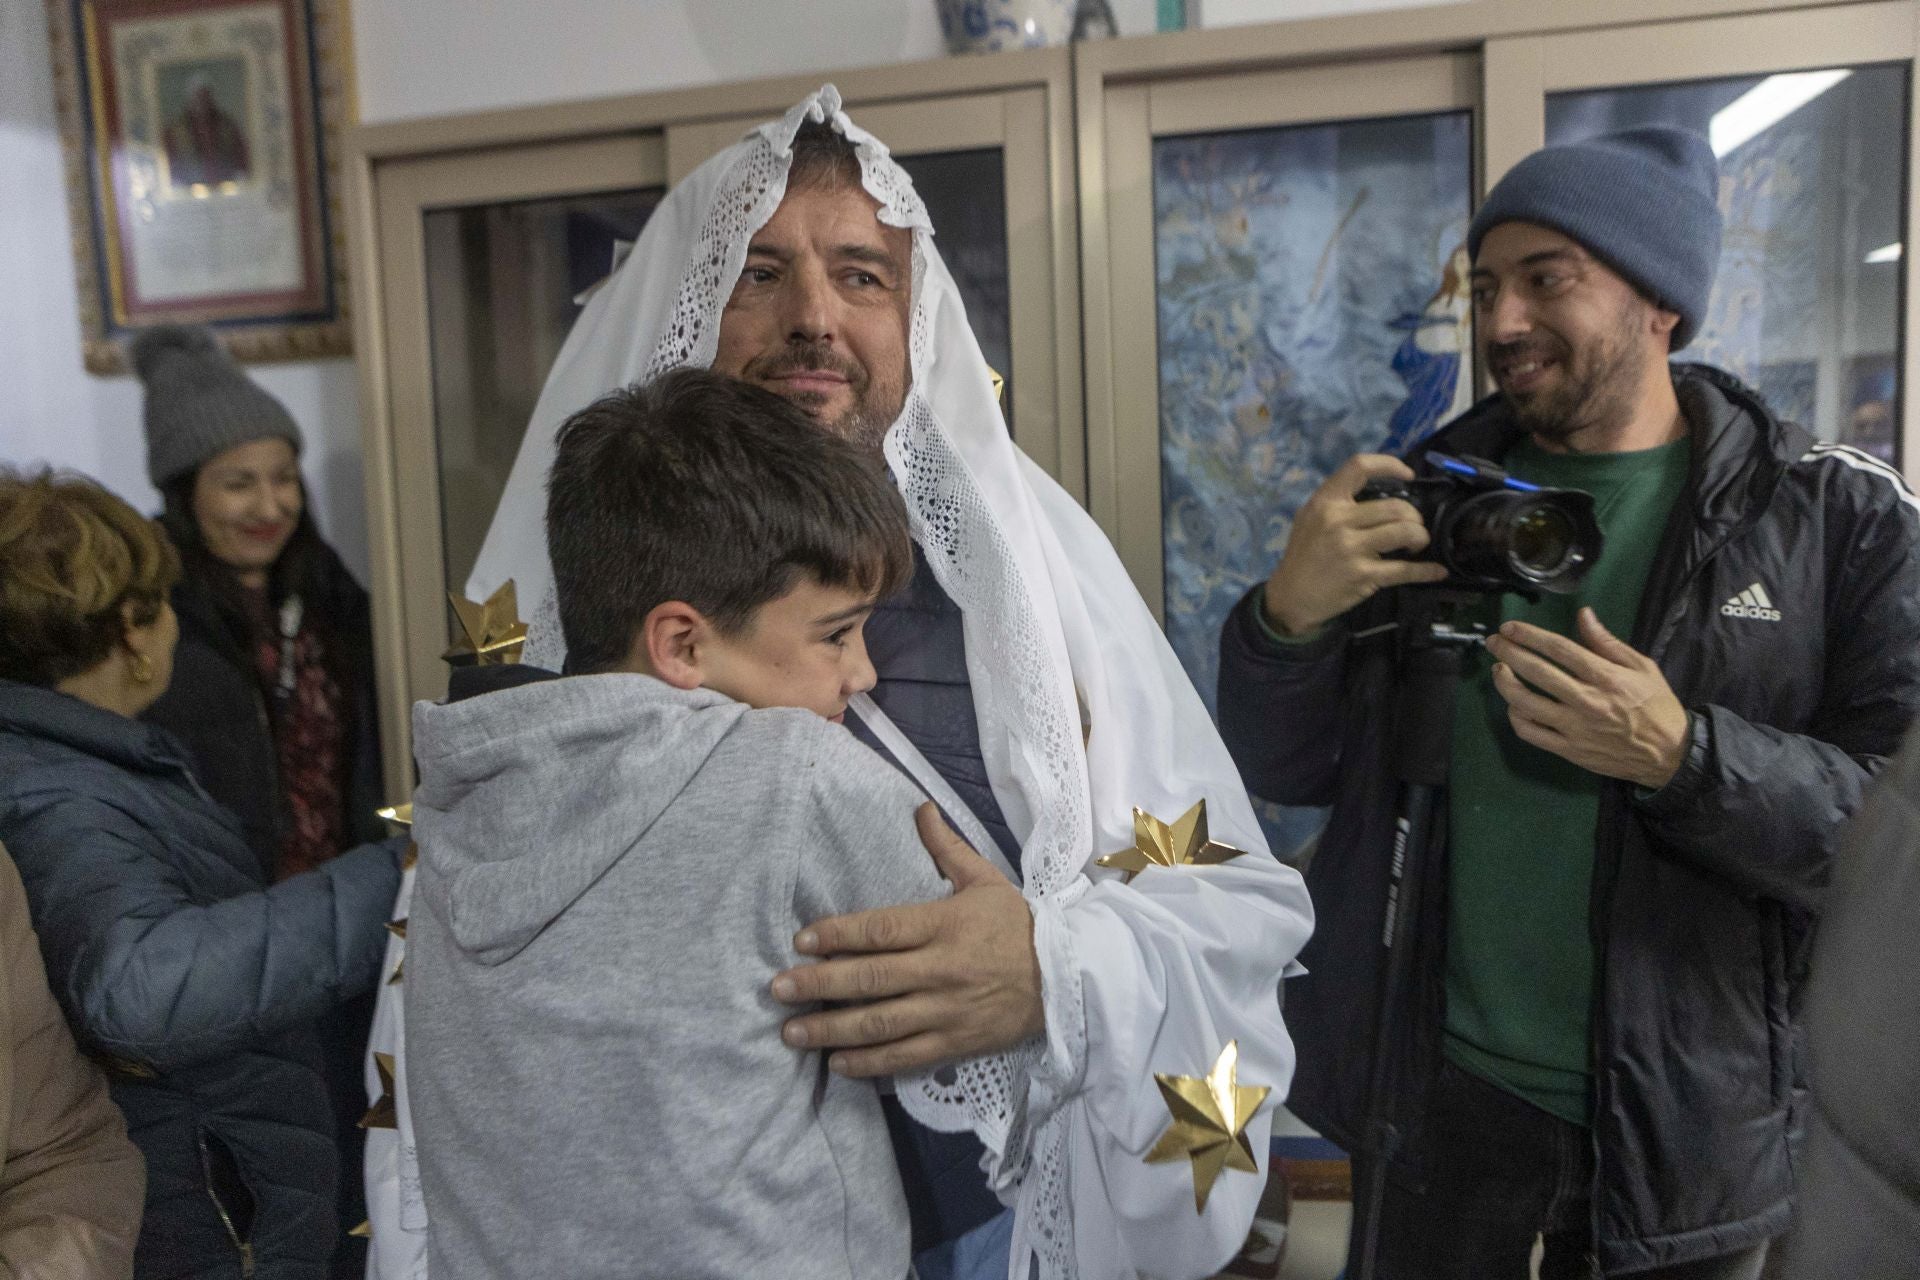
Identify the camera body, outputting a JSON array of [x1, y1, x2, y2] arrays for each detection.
[[1357, 452, 1603, 597]]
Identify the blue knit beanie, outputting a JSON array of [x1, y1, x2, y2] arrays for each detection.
[[1468, 126, 1722, 349]]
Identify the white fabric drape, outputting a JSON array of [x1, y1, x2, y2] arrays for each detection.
[[366, 86, 1313, 1280]]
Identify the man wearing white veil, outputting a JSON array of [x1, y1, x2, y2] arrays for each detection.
[[366, 87, 1312, 1280]]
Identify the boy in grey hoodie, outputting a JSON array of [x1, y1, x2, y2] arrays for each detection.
[[405, 369, 951, 1280]]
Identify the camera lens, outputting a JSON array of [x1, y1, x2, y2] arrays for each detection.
[[1508, 503, 1578, 581], [1437, 490, 1597, 593]]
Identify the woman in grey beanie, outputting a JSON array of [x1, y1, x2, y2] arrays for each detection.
[[129, 324, 385, 1280]]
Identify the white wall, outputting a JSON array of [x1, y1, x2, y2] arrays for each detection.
[[0, 0, 369, 579]]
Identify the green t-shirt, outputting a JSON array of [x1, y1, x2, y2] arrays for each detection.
[[1442, 436, 1690, 1125]]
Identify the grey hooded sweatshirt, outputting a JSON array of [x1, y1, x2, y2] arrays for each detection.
[[405, 674, 948, 1280]]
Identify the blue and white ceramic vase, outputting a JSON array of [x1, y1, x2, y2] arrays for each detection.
[[936, 0, 1077, 54]]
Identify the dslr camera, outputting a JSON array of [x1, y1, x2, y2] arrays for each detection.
[[1357, 452, 1603, 597]]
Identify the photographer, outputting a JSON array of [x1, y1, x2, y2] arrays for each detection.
[[1218, 127, 1920, 1279]]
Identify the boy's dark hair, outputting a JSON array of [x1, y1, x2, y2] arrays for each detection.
[[546, 368, 914, 675]]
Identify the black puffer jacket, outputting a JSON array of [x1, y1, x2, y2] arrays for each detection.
[[0, 680, 402, 1280], [1217, 366, 1920, 1272], [144, 537, 384, 874]]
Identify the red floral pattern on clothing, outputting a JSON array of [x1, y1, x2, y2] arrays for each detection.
[[252, 612, 347, 880]]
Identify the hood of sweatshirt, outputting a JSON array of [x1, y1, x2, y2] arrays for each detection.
[[410, 674, 745, 965]]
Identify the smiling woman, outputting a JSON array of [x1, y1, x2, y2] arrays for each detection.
[[129, 322, 389, 1275]]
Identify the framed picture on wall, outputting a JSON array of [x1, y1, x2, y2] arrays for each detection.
[[45, 0, 351, 372]]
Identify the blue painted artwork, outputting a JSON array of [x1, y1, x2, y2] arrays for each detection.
[[1381, 249, 1472, 454], [1153, 113, 1474, 856]]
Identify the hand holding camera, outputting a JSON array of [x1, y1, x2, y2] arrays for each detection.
[[1259, 454, 1450, 637]]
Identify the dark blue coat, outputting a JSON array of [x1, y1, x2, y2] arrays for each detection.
[[0, 680, 401, 1280]]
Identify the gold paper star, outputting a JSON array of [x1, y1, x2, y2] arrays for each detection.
[[1095, 800, 1249, 883], [359, 1052, 398, 1130], [1146, 1039, 1270, 1212], [987, 365, 1006, 406], [443, 581, 528, 666], [376, 803, 412, 827], [385, 918, 407, 983], [349, 1220, 372, 1239]]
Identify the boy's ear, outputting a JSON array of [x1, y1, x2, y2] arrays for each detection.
[[637, 601, 707, 690]]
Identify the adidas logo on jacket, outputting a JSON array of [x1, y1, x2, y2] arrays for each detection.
[[1721, 582, 1782, 621]]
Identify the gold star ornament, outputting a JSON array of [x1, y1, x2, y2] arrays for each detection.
[[1146, 1039, 1271, 1213], [443, 580, 528, 666], [374, 805, 418, 871], [1095, 800, 1249, 883], [359, 1052, 399, 1130]]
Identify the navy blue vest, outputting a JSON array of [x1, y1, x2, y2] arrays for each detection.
[[848, 547, 1015, 1249]]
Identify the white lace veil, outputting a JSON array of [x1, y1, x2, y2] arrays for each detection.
[[467, 86, 1280, 1275]]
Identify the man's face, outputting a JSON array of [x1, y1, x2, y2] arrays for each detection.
[[711, 181, 913, 451], [1471, 221, 1679, 446]]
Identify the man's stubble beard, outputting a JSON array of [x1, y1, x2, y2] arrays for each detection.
[[776, 386, 901, 453], [1500, 299, 1648, 448], [822, 393, 900, 452], [741, 339, 906, 453]]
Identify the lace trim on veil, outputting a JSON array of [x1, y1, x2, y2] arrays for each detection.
[[525, 87, 1085, 1276]]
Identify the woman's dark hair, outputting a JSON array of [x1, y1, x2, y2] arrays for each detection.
[[158, 471, 363, 713], [546, 368, 914, 675]]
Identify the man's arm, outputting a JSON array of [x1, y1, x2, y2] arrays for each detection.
[[776, 726, 1026, 1075], [6, 794, 400, 1071], [1633, 484, 1920, 910], [0, 845, 143, 1280], [778, 803, 1038, 1074], [1219, 454, 1446, 806], [1217, 591, 1352, 807]]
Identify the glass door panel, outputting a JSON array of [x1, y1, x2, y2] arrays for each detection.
[[1153, 111, 1474, 852], [1546, 64, 1907, 460], [368, 133, 663, 752], [895, 147, 1014, 426], [422, 188, 663, 597]]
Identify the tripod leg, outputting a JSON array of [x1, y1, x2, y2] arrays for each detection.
[[1352, 639, 1468, 1280]]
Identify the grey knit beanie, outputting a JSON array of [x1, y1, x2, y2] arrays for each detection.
[[129, 325, 304, 488], [1468, 126, 1722, 349]]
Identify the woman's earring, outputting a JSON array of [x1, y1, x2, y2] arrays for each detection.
[[130, 653, 155, 684]]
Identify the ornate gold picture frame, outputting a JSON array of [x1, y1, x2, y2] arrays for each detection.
[[45, 0, 352, 372]]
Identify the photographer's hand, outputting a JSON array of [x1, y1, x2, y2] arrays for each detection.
[[1260, 454, 1449, 637], [1485, 608, 1690, 790]]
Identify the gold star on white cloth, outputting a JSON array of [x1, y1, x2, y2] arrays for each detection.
[[1145, 1039, 1271, 1212], [1095, 800, 1248, 883]]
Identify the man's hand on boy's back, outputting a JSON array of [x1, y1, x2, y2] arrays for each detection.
[[771, 804, 1044, 1077]]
